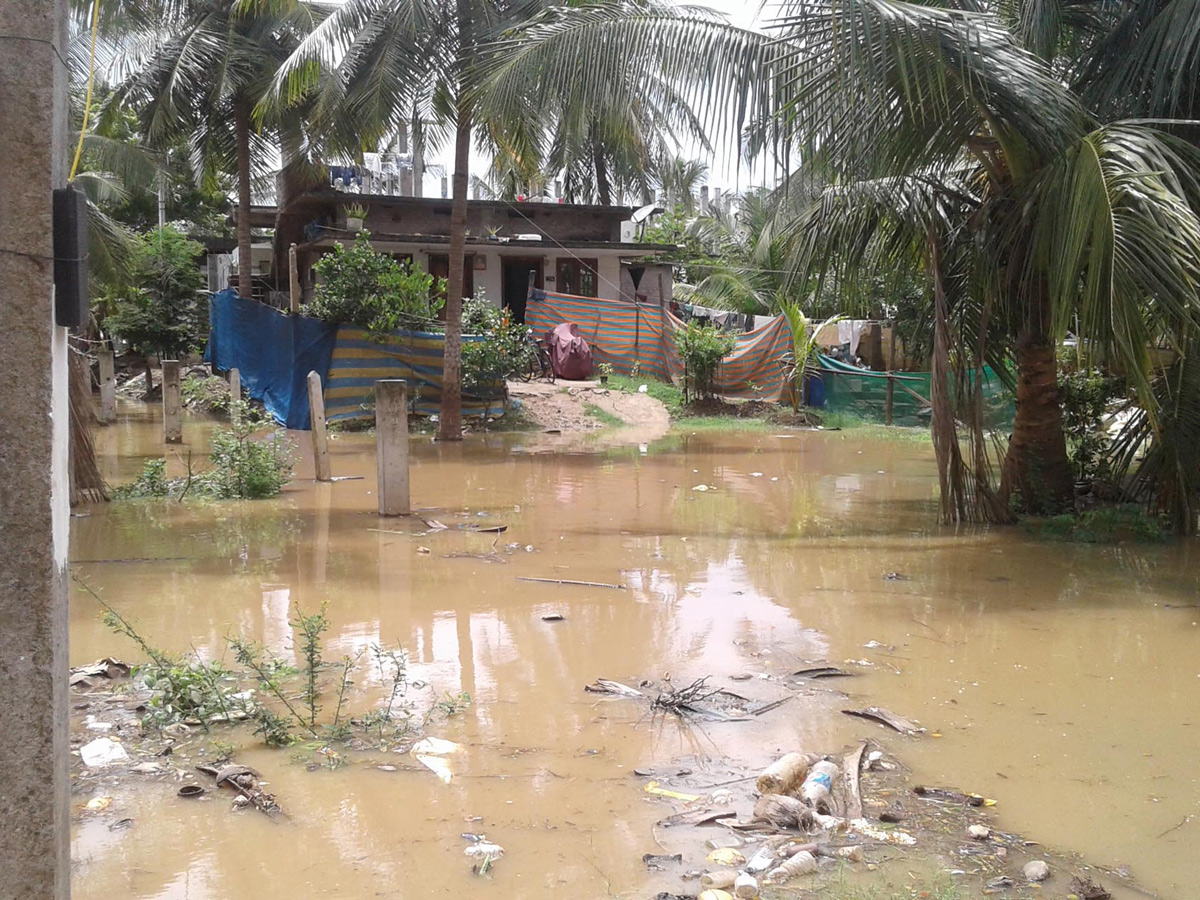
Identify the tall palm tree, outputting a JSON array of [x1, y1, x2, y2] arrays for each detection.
[[106, 0, 327, 298], [765, 0, 1200, 516], [271, 0, 773, 440]]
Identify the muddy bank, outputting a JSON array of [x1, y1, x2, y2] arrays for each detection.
[[509, 379, 672, 440]]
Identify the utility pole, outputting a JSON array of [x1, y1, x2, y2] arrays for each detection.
[[0, 0, 73, 897]]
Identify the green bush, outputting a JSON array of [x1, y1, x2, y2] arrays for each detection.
[[462, 296, 532, 398], [114, 404, 295, 501], [103, 226, 208, 359], [181, 372, 232, 414], [1058, 368, 1123, 481], [303, 231, 445, 335], [676, 321, 736, 400]]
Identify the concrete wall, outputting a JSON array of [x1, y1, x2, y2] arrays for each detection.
[[619, 263, 673, 306], [355, 198, 628, 243], [0, 0, 72, 896]]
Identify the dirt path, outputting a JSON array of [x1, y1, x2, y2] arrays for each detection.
[[508, 380, 671, 442]]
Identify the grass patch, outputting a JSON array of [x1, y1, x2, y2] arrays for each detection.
[[1022, 504, 1167, 543], [608, 374, 683, 411], [670, 416, 776, 432], [583, 403, 625, 428]]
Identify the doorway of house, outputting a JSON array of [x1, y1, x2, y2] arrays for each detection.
[[427, 254, 475, 301], [502, 257, 543, 324]]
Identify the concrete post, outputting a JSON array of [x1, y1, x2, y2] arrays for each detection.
[[441, 175, 449, 199], [288, 243, 300, 314], [307, 370, 331, 481], [97, 348, 116, 424], [375, 379, 410, 516], [162, 360, 182, 443], [0, 0, 72, 895], [229, 367, 241, 424]]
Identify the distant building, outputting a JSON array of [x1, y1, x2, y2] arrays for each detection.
[[233, 190, 676, 322]]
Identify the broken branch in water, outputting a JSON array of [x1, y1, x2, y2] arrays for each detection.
[[842, 706, 924, 735], [196, 763, 284, 820], [518, 576, 625, 590], [842, 741, 867, 820]]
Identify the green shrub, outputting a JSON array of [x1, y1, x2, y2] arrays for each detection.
[[201, 405, 295, 499], [462, 297, 532, 398], [103, 226, 208, 359], [1058, 368, 1123, 482], [675, 321, 736, 400], [303, 231, 445, 335], [114, 457, 169, 498]]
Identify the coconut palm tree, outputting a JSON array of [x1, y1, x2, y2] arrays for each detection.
[[763, 0, 1200, 517], [101, 0, 328, 298], [270, 0, 774, 440]]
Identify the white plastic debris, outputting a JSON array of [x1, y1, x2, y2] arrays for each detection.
[[691, 484, 711, 492], [464, 841, 505, 859], [80, 737, 129, 768], [850, 818, 916, 845], [411, 736, 461, 784], [638, 384, 648, 393]]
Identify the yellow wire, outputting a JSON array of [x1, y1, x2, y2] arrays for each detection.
[[69, 0, 102, 182]]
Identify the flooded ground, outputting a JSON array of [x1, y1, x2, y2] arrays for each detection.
[[70, 404, 1199, 899]]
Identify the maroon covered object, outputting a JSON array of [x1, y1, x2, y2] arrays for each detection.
[[545, 322, 593, 380]]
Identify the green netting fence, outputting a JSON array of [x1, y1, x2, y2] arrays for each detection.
[[816, 355, 1014, 428]]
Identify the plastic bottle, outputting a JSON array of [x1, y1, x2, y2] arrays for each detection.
[[800, 759, 840, 814], [700, 870, 738, 889], [744, 846, 776, 875], [756, 751, 810, 795], [733, 873, 760, 899], [765, 850, 817, 884]]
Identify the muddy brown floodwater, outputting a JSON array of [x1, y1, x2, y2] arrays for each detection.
[[70, 405, 1199, 899]]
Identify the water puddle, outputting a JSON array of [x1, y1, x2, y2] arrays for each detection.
[[69, 410, 1200, 898]]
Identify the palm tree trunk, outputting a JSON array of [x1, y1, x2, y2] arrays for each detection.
[[593, 142, 611, 206], [234, 96, 254, 299], [1000, 283, 1073, 512], [928, 228, 968, 523], [437, 104, 472, 441]]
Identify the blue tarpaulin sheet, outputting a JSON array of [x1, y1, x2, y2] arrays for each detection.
[[205, 290, 338, 429]]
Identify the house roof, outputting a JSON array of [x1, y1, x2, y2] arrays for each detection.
[[236, 191, 659, 222]]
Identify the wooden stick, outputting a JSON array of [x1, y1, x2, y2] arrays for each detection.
[[517, 576, 625, 590], [843, 740, 867, 820]]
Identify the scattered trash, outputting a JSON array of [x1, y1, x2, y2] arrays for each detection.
[[765, 849, 817, 883], [196, 763, 283, 819], [70, 657, 131, 688], [850, 818, 917, 845], [108, 818, 134, 831], [80, 737, 129, 768], [867, 750, 885, 769], [756, 751, 814, 795], [1024, 859, 1050, 882], [177, 784, 205, 798], [913, 785, 994, 806], [1069, 875, 1111, 899], [706, 847, 745, 867], [416, 546, 431, 555], [701, 870, 738, 889], [842, 706, 925, 734], [84, 796, 113, 812], [800, 759, 841, 814], [710, 788, 734, 805], [638, 385, 648, 393], [130, 762, 162, 774], [743, 846, 775, 874], [412, 737, 461, 785], [842, 742, 867, 820], [883, 572, 909, 581], [642, 853, 683, 870], [464, 841, 505, 860], [753, 794, 813, 830], [733, 872, 760, 898], [645, 782, 702, 802], [698, 891, 733, 900], [968, 824, 991, 840]]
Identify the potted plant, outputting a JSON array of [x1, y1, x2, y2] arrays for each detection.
[[343, 203, 368, 233], [597, 362, 613, 386], [485, 224, 502, 242]]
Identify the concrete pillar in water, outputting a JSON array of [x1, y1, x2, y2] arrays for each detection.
[[288, 243, 300, 314], [375, 379, 410, 516], [97, 348, 116, 424], [0, 0, 73, 894], [162, 360, 182, 443], [307, 371, 331, 482], [229, 367, 241, 424]]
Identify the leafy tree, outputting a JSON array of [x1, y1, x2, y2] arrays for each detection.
[[303, 232, 445, 336], [676, 321, 736, 401], [104, 226, 208, 393]]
